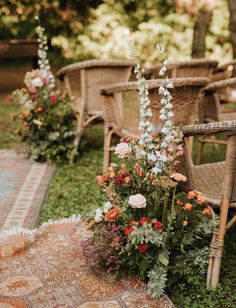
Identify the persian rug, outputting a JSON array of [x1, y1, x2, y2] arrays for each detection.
[[0, 150, 55, 233], [0, 219, 175, 308]]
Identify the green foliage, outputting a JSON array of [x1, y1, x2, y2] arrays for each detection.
[[0, 1, 231, 64], [13, 85, 76, 163], [147, 264, 168, 299]]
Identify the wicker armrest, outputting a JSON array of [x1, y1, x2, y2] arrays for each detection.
[[204, 78, 236, 92], [56, 59, 135, 80], [182, 120, 236, 137], [101, 77, 208, 95], [216, 59, 236, 72]]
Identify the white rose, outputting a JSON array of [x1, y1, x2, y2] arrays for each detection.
[[94, 208, 104, 222], [115, 142, 132, 158], [31, 77, 44, 88], [103, 201, 112, 213], [128, 194, 147, 208]]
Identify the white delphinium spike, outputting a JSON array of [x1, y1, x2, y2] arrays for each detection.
[[151, 46, 183, 175], [35, 18, 55, 89]]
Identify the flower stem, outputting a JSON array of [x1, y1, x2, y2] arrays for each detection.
[[162, 189, 169, 224], [167, 186, 176, 236]]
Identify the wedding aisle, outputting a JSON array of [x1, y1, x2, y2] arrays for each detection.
[[0, 150, 55, 233], [0, 220, 174, 307]]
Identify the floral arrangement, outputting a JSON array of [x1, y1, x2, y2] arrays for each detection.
[[12, 21, 75, 163], [82, 46, 217, 298]]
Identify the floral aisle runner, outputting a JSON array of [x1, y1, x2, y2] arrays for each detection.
[[0, 220, 175, 308], [0, 150, 55, 233]]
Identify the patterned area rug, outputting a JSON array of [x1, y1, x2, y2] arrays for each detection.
[[0, 150, 55, 232], [0, 220, 175, 308]]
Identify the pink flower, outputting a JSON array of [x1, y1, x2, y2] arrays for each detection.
[[115, 143, 132, 158], [31, 77, 43, 88]]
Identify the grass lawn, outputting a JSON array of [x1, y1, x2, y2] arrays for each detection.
[[0, 89, 236, 307]]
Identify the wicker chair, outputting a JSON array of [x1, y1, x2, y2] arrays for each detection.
[[197, 78, 236, 163], [144, 58, 218, 79], [100, 77, 208, 173], [56, 59, 135, 162], [182, 120, 236, 288]]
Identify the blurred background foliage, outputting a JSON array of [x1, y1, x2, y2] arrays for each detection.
[[0, 0, 232, 65]]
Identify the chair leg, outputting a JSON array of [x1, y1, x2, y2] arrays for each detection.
[[103, 127, 113, 174], [207, 196, 230, 288], [196, 137, 205, 164], [70, 113, 84, 164], [207, 136, 236, 288], [69, 131, 82, 165]]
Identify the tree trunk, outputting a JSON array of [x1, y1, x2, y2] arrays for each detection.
[[192, 9, 212, 58], [228, 0, 236, 60]]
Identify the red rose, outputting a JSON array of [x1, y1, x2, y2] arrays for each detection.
[[114, 172, 131, 185], [124, 226, 134, 236], [50, 94, 58, 104], [154, 221, 163, 231], [138, 243, 148, 253], [140, 217, 148, 225], [130, 221, 138, 226]]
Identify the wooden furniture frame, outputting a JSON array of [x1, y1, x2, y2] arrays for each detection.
[[182, 120, 236, 288], [100, 77, 208, 173], [197, 78, 236, 163], [56, 59, 135, 163]]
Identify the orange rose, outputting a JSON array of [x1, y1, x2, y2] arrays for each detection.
[[197, 196, 206, 204], [96, 173, 110, 186], [124, 175, 131, 183], [138, 169, 143, 177], [104, 207, 121, 221], [184, 203, 192, 212], [134, 163, 140, 170], [202, 208, 212, 217], [187, 191, 197, 199], [175, 199, 183, 206]]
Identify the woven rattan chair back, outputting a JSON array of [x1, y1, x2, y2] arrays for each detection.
[[122, 79, 207, 136], [101, 77, 208, 172], [145, 59, 218, 79], [56, 59, 135, 162], [81, 66, 133, 114]]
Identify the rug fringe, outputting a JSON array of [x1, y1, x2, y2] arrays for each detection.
[[0, 214, 81, 243]]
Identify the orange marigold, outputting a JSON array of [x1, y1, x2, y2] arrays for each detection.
[[104, 207, 121, 221]]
